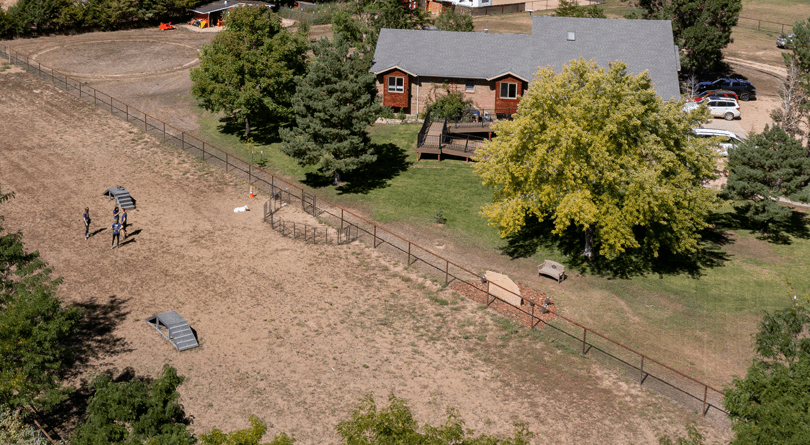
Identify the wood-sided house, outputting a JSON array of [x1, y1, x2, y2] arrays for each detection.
[[370, 16, 682, 116]]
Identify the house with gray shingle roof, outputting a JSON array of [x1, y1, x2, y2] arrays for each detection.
[[370, 16, 681, 115]]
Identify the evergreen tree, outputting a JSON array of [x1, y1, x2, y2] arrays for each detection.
[[434, 10, 474, 32], [70, 365, 195, 445], [554, 0, 606, 18], [637, 0, 741, 72], [190, 6, 308, 138], [0, 185, 82, 413], [280, 35, 381, 185], [724, 125, 810, 235], [474, 58, 719, 259], [724, 306, 810, 444]]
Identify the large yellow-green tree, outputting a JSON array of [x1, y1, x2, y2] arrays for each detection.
[[474, 58, 719, 259]]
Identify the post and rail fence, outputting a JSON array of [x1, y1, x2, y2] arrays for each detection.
[[0, 44, 730, 429]]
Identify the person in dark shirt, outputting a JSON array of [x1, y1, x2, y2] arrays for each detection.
[[120, 209, 128, 239], [111, 221, 122, 249], [83, 208, 91, 240], [113, 206, 120, 223]]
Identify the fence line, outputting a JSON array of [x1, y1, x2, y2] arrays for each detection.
[[0, 43, 729, 423], [737, 16, 795, 35]]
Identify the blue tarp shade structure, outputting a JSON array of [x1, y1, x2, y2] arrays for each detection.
[[103, 186, 136, 210], [146, 311, 199, 351]]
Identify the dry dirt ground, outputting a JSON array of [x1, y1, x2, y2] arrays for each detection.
[[0, 63, 732, 442]]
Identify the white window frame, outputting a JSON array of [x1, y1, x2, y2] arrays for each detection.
[[500, 82, 517, 99], [388, 76, 405, 93], [466, 80, 475, 92]]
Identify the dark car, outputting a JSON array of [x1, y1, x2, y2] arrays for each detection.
[[696, 78, 756, 101], [694, 90, 739, 102]]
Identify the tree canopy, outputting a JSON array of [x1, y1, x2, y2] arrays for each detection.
[[70, 364, 195, 445], [201, 415, 295, 445], [474, 58, 719, 259], [723, 125, 810, 235], [637, 0, 741, 72], [433, 9, 474, 32], [0, 185, 81, 413], [336, 394, 533, 444], [554, 0, 606, 18], [190, 6, 308, 138], [280, 35, 381, 185], [724, 306, 810, 444]]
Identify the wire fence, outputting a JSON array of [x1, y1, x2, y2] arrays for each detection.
[[737, 16, 795, 35], [0, 43, 730, 426]]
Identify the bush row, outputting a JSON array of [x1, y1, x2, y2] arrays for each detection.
[[0, 0, 200, 39]]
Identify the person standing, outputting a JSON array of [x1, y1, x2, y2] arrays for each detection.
[[113, 206, 120, 224], [120, 208, 128, 239], [111, 220, 121, 249], [83, 208, 91, 240]]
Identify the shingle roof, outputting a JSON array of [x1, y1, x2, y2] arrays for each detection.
[[370, 16, 681, 100]]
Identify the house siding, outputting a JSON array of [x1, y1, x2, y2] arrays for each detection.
[[380, 70, 411, 111], [494, 76, 524, 112]]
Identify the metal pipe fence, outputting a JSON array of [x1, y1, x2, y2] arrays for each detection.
[[0, 43, 730, 423]]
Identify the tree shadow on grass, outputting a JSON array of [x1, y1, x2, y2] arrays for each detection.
[[300, 142, 411, 194], [216, 114, 282, 146], [499, 216, 732, 279], [708, 205, 810, 245]]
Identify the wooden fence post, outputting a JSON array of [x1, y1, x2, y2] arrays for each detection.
[[226, 153, 229, 172], [202, 141, 205, 159], [702, 386, 708, 416], [445, 261, 449, 285], [93, 88, 96, 105], [582, 328, 587, 355], [163, 122, 166, 142], [407, 242, 411, 265], [373, 226, 377, 247], [640, 356, 644, 384]]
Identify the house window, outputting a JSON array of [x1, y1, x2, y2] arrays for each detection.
[[466, 80, 475, 92], [388, 76, 404, 93], [500, 82, 517, 99]]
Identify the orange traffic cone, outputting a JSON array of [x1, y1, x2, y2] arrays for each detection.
[[249, 185, 254, 198]]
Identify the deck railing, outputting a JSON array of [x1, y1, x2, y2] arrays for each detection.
[[445, 108, 518, 130]]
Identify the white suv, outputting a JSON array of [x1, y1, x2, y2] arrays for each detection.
[[692, 128, 745, 155], [683, 98, 741, 120]]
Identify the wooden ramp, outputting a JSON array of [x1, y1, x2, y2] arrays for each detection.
[[103, 186, 136, 210], [146, 311, 199, 351]]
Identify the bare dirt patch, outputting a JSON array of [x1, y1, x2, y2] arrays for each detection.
[[0, 69, 733, 443]]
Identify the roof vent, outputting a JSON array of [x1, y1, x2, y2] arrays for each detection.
[[484, 29, 488, 33], [567, 31, 575, 41]]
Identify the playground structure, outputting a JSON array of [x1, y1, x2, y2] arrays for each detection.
[[103, 186, 136, 210], [146, 311, 199, 351]]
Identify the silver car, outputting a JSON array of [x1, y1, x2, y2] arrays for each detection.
[[777, 33, 796, 48], [683, 98, 741, 121]]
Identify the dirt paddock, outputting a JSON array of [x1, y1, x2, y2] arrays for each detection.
[[0, 62, 732, 443]]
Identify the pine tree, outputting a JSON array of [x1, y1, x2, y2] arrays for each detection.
[[280, 35, 381, 185], [434, 10, 474, 32], [724, 125, 810, 235]]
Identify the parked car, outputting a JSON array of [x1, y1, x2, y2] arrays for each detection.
[[693, 90, 739, 102], [777, 33, 796, 48], [692, 128, 745, 155], [682, 98, 741, 121], [696, 78, 756, 101]]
